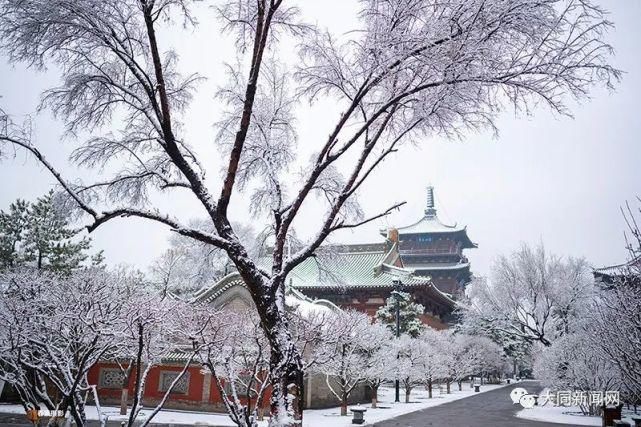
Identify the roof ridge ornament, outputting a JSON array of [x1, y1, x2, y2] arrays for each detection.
[[425, 185, 437, 217]]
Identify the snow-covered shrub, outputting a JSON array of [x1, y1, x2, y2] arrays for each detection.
[[533, 333, 619, 415]]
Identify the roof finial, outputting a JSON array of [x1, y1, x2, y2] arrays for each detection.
[[425, 185, 437, 217]]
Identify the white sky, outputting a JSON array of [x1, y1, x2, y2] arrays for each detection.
[[1, 0, 640, 277]]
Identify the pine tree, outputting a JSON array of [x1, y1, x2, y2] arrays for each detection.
[[375, 291, 425, 338], [0, 191, 95, 272], [0, 198, 28, 268]]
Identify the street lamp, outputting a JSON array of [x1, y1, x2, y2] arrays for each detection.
[[391, 278, 402, 403]]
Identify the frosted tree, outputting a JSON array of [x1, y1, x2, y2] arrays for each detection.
[[469, 335, 508, 384], [590, 200, 641, 407], [312, 310, 370, 416], [194, 307, 271, 427], [0, 267, 201, 427], [106, 288, 203, 427], [533, 332, 619, 415], [376, 291, 425, 338], [394, 334, 426, 403], [0, 268, 128, 425], [150, 220, 261, 296], [417, 328, 448, 398], [360, 322, 395, 408], [0, 0, 619, 423], [461, 244, 594, 347]]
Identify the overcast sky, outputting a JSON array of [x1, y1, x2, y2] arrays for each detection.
[[1, 0, 639, 278]]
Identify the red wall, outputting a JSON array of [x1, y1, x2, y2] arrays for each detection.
[[88, 362, 271, 412]]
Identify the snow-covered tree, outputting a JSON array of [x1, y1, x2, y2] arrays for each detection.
[[0, 268, 127, 425], [589, 200, 641, 407], [533, 332, 619, 415], [0, 267, 200, 427], [360, 322, 395, 408], [0, 0, 619, 423], [0, 191, 97, 272], [106, 287, 203, 427], [194, 307, 270, 427], [461, 244, 594, 347], [417, 328, 448, 398], [150, 220, 261, 296], [312, 310, 370, 416], [394, 334, 426, 403], [376, 291, 425, 338], [467, 335, 508, 384]]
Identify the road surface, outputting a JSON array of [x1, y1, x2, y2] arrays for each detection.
[[372, 380, 571, 427]]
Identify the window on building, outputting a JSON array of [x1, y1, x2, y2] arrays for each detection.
[[99, 368, 124, 389], [222, 374, 259, 398], [158, 371, 190, 394]]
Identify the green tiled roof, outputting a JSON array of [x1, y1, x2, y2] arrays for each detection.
[[267, 250, 429, 289]]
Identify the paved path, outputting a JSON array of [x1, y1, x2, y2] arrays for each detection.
[[372, 380, 569, 427], [0, 381, 568, 427]]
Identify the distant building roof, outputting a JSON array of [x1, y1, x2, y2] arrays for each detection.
[[279, 247, 427, 289], [380, 186, 476, 248], [593, 255, 641, 284], [193, 272, 340, 314]]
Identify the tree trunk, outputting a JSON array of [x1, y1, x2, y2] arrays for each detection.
[[405, 386, 411, 403], [446, 380, 451, 394], [371, 385, 378, 408], [457, 380, 462, 391], [427, 379, 432, 399], [341, 393, 348, 416], [119, 388, 128, 416], [267, 336, 304, 425], [244, 273, 304, 426]]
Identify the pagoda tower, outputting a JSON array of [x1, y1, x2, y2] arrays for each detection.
[[383, 186, 476, 295]]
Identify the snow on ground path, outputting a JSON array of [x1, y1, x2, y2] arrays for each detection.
[[305, 381, 512, 427], [372, 380, 567, 427], [516, 388, 639, 426], [516, 405, 601, 426], [0, 381, 515, 427]]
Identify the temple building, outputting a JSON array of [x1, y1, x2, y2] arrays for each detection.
[[593, 255, 641, 287], [13, 187, 475, 414], [285, 186, 476, 329], [383, 186, 476, 295]]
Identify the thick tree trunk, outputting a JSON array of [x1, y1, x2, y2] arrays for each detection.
[[267, 330, 304, 425], [427, 379, 432, 399], [405, 389, 411, 403], [119, 388, 128, 416], [446, 380, 451, 394], [371, 385, 378, 408], [341, 393, 348, 416], [458, 380, 462, 391], [242, 271, 304, 426]]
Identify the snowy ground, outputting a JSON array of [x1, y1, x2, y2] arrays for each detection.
[[0, 381, 511, 426], [304, 382, 509, 426], [516, 404, 601, 426], [515, 389, 639, 426]]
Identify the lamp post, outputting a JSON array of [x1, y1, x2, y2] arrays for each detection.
[[392, 278, 402, 403]]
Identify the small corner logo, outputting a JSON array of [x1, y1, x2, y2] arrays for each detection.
[[510, 387, 536, 408]]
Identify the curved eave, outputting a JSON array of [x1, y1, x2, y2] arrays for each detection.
[[192, 272, 245, 304], [293, 280, 427, 290], [409, 262, 471, 272], [424, 283, 457, 309]]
